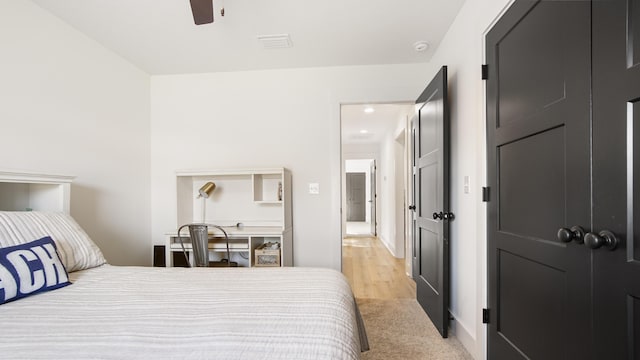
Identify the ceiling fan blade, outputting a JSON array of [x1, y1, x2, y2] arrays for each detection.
[[190, 0, 214, 25]]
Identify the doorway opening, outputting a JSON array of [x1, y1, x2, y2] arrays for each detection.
[[340, 102, 415, 299], [345, 159, 375, 236]]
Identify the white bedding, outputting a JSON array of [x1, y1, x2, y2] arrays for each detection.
[[0, 265, 361, 360]]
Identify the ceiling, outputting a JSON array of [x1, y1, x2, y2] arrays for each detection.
[[30, 0, 466, 75], [341, 103, 414, 145]]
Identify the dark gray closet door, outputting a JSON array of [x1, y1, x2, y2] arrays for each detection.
[[592, 0, 640, 358], [486, 1, 592, 358], [346, 173, 366, 222], [413, 66, 450, 338]]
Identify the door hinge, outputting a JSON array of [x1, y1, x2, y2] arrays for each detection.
[[482, 187, 490, 202], [482, 308, 490, 324], [481, 64, 489, 80]]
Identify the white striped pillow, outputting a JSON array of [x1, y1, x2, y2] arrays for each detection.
[[0, 211, 106, 272]]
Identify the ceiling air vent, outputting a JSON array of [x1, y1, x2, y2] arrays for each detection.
[[258, 34, 292, 49]]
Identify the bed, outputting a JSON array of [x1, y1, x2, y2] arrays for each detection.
[[0, 211, 366, 359]]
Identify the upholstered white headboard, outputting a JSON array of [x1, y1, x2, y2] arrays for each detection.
[[0, 171, 75, 213]]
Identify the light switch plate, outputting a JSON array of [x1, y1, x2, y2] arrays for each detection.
[[308, 183, 320, 194], [464, 176, 470, 194]]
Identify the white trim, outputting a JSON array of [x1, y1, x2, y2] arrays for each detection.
[[0, 170, 75, 184], [449, 314, 477, 357], [331, 88, 419, 272], [377, 235, 398, 257], [478, 1, 517, 359], [175, 168, 285, 177]]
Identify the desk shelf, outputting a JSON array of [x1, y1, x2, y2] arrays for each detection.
[[166, 227, 291, 268], [166, 168, 292, 268]]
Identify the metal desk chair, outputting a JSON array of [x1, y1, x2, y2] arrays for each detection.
[[177, 223, 237, 267]]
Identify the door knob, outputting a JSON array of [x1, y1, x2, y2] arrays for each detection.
[[584, 230, 619, 250], [556, 226, 585, 244], [432, 211, 454, 220]]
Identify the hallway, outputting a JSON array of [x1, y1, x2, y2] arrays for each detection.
[[343, 236, 472, 360], [345, 221, 373, 236], [342, 236, 415, 299]]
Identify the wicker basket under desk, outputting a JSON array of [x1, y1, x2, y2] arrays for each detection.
[[254, 243, 281, 267]]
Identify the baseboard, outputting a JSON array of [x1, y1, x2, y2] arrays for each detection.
[[449, 314, 479, 360], [378, 236, 398, 257], [344, 233, 374, 238]]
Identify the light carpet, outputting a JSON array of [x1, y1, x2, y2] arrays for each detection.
[[358, 298, 474, 360]]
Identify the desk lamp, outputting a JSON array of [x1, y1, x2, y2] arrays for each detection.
[[197, 181, 216, 223]]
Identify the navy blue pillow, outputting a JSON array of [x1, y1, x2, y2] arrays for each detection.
[[0, 236, 71, 305]]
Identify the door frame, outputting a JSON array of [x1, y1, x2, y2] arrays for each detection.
[[397, 123, 413, 276], [342, 157, 378, 239], [339, 102, 415, 243], [370, 160, 377, 236], [478, 1, 522, 359]]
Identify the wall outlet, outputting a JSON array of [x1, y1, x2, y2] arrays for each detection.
[[308, 183, 320, 194]]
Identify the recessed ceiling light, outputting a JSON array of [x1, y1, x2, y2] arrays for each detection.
[[364, 107, 375, 113], [413, 41, 430, 52], [360, 130, 369, 134]]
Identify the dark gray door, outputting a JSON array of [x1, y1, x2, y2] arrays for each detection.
[[370, 161, 377, 235], [486, 1, 592, 358], [346, 173, 366, 221], [592, 0, 640, 357], [412, 66, 450, 338]]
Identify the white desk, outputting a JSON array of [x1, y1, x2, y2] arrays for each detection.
[[165, 226, 292, 267]]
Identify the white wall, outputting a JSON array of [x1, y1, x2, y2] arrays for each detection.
[[393, 127, 407, 260], [150, 64, 429, 270], [377, 115, 409, 257], [378, 127, 395, 255], [345, 159, 373, 223], [0, 0, 151, 266], [424, 0, 513, 358]]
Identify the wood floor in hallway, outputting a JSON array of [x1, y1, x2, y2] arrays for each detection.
[[342, 236, 416, 299], [344, 236, 473, 359]]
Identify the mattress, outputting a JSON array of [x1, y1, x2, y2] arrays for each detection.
[[0, 265, 362, 360]]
